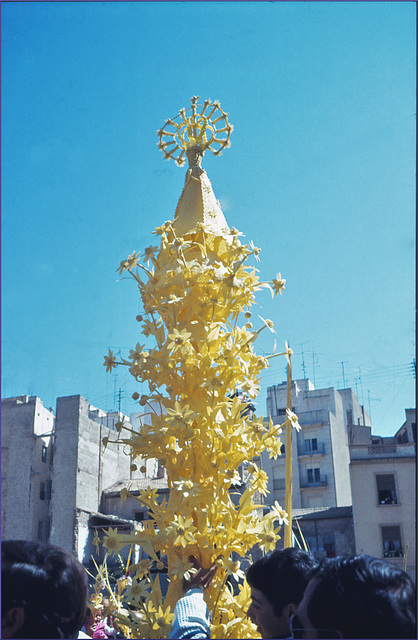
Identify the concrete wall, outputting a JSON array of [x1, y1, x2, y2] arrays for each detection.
[[49, 395, 137, 555], [1, 396, 54, 541], [339, 387, 372, 428], [49, 396, 81, 553], [395, 408, 416, 444], [328, 390, 352, 506]]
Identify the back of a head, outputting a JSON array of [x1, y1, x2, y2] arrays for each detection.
[[246, 547, 316, 615], [307, 554, 416, 639], [1, 540, 88, 639]]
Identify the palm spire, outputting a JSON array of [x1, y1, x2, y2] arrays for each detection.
[[157, 96, 233, 236]]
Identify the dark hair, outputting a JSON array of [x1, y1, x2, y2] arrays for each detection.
[[1, 540, 88, 639], [306, 554, 417, 639], [246, 547, 316, 616]]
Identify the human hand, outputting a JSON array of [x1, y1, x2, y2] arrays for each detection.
[[183, 555, 220, 592]]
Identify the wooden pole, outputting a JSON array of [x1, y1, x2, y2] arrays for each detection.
[[284, 354, 293, 548]]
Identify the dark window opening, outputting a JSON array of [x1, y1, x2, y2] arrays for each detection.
[[382, 525, 403, 558], [376, 474, 398, 505], [323, 535, 336, 558], [307, 468, 320, 484], [305, 438, 318, 453], [277, 407, 295, 416]]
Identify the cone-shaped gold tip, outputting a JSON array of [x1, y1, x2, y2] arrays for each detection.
[[158, 98, 232, 236], [173, 165, 229, 237]]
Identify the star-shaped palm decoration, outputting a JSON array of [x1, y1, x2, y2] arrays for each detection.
[[157, 96, 233, 166]]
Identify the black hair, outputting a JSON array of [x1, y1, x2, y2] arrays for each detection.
[[1, 540, 88, 639], [306, 554, 417, 639], [246, 547, 316, 616]]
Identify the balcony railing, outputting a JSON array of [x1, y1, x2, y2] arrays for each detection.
[[369, 445, 397, 454], [300, 474, 328, 488], [298, 443, 325, 456], [383, 549, 404, 558]]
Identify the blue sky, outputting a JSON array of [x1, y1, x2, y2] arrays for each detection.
[[1, 1, 416, 436]]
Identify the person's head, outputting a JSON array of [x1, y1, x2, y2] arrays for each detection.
[[246, 547, 316, 638], [1, 540, 88, 639], [293, 554, 416, 639]]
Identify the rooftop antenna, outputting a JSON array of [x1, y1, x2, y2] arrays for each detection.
[[341, 361, 347, 389], [300, 342, 308, 379], [358, 366, 364, 405]]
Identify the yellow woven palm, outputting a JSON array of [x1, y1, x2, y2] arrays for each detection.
[[99, 98, 299, 639]]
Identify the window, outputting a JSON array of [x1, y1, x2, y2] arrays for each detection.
[[346, 410, 353, 425], [323, 535, 336, 557], [376, 474, 398, 505], [134, 511, 146, 522], [305, 438, 318, 453], [277, 407, 295, 416], [46, 480, 52, 501], [42, 444, 48, 463], [273, 478, 286, 490], [307, 468, 320, 484], [37, 520, 44, 540], [273, 467, 285, 490], [381, 525, 403, 558], [40, 482, 46, 501], [303, 534, 335, 560]]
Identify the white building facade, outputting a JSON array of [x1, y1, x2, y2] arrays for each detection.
[[262, 379, 372, 510]]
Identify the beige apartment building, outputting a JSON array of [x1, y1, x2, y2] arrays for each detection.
[[262, 378, 372, 510], [349, 409, 416, 581]]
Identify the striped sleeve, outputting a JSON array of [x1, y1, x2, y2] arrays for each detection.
[[169, 588, 211, 639]]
